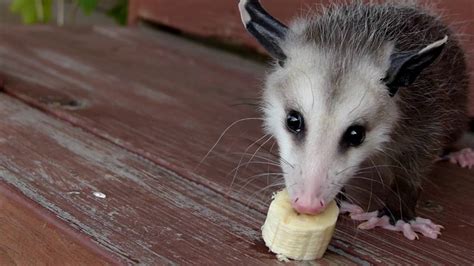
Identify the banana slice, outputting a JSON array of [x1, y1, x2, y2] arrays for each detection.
[[261, 189, 339, 261]]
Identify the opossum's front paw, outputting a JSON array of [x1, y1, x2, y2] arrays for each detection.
[[350, 211, 443, 240], [338, 201, 364, 215], [445, 148, 474, 169]]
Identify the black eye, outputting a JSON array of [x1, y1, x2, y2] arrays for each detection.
[[342, 125, 366, 147], [286, 110, 304, 134]]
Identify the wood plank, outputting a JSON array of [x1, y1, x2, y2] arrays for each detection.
[[127, 0, 474, 115], [128, 0, 313, 51], [0, 26, 271, 210], [0, 94, 357, 264], [0, 183, 115, 265], [0, 26, 473, 263], [0, 95, 259, 264]]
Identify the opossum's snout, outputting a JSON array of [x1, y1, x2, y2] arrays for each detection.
[[281, 110, 369, 214], [281, 111, 326, 214], [291, 193, 326, 214], [287, 163, 339, 214], [289, 172, 330, 214]]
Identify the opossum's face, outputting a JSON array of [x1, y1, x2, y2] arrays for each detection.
[[262, 47, 399, 214], [238, 0, 447, 214]]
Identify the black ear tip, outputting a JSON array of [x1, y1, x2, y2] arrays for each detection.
[[384, 36, 449, 95], [238, 0, 288, 61]]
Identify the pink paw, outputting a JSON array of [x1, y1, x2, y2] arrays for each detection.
[[409, 217, 444, 239], [446, 148, 474, 169], [339, 201, 364, 215], [349, 212, 443, 240]]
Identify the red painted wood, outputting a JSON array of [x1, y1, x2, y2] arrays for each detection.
[[0, 26, 271, 210], [127, 0, 140, 25], [127, 0, 474, 115], [0, 183, 115, 265], [128, 0, 314, 51], [0, 26, 473, 263], [0, 95, 321, 264]]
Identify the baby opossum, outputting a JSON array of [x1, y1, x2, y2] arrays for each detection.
[[238, 0, 470, 240]]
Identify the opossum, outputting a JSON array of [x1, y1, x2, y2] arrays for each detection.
[[238, 0, 471, 240]]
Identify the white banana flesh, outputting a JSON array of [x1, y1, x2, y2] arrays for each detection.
[[261, 189, 339, 261]]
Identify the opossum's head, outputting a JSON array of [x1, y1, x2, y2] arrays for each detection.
[[239, 0, 447, 213]]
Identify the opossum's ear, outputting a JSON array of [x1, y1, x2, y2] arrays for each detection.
[[384, 36, 448, 96], [238, 0, 288, 62]]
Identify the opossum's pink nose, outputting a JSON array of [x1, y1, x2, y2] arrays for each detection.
[[291, 195, 326, 215]]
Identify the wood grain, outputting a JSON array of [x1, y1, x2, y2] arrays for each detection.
[[0, 26, 271, 210], [128, 0, 474, 115], [0, 94, 359, 264], [0, 183, 115, 265], [0, 26, 473, 263], [0, 95, 264, 264]]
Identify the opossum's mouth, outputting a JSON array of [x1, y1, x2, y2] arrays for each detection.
[[285, 180, 343, 215]]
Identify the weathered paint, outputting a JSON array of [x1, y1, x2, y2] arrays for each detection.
[[0, 26, 472, 264]]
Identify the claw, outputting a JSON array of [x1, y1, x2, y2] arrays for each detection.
[[338, 202, 444, 240], [446, 148, 474, 169], [358, 216, 390, 230], [414, 217, 444, 230], [397, 221, 418, 240], [410, 219, 442, 239], [339, 201, 364, 215], [348, 211, 443, 240]]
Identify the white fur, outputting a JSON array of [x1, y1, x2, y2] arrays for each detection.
[[238, 0, 251, 26], [418, 35, 448, 54], [262, 21, 400, 203]]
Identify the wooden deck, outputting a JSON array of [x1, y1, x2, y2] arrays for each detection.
[[0, 25, 473, 264]]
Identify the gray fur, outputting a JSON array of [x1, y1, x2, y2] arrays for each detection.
[[307, 2, 466, 220], [322, 3, 463, 220], [245, 1, 469, 222], [293, 6, 467, 136]]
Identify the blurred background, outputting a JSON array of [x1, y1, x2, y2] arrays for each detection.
[[0, 0, 126, 25], [2, 1, 472, 51], [1, 0, 472, 114]]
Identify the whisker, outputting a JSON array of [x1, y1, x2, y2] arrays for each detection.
[[268, 182, 299, 205], [236, 173, 284, 194], [267, 140, 278, 184], [227, 151, 280, 164], [336, 191, 364, 210], [343, 182, 405, 220], [369, 158, 386, 189], [245, 135, 274, 170], [338, 163, 411, 177], [245, 182, 286, 208], [247, 140, 295, 169], [225, 161, 283, 181], [230, 133, 271, 193], [197, 117, 263, 168], [342, 184, 387, 210]]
